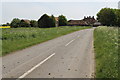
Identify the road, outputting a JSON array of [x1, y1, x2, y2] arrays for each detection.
[[1, 28, 95, 78]]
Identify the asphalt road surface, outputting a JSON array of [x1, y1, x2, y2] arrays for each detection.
[[1, 28, 95, 78]]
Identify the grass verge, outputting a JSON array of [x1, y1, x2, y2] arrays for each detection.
[[94, 26, 119, 78], [1, 26, 91, 56]]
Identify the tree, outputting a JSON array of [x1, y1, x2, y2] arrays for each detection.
[[58, 15, 68, 26], [114, 9, 120, 26], [30, 20, 38, 27], [10, 18, 21, 28], [97, 8, 116, 26], [50, 15, 56, 27], [38, 14, 50, 28], [38, 14, 56, 28]]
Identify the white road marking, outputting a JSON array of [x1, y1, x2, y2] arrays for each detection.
[[17, 53, 56, 79], [3, 47, 55, 77], [65, 39, 75, 46]]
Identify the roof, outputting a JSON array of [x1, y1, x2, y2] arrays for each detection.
[[21, 19, 30, 24], [68, 20, 88, 25]]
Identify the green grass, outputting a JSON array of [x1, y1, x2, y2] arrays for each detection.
[[94, 26, 119, 78], [1, 26, 91, 56]]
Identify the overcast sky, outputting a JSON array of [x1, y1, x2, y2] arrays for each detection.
[[1, 0, 119, 24]]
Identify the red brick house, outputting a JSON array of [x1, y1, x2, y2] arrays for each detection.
[[21, 19, 31, 24], [68, 16, 99, 26], [83, 16, 96, 25], [68, 20, 88, 26]]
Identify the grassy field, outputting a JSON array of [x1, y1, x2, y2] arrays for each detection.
[[1, 26, 91, 56], [94, 26, 119, 78]]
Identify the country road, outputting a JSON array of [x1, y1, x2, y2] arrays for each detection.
[[1, 28, 95, 78]]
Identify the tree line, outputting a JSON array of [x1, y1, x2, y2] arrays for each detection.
[[3, 14, 68, 28], [2, 8, 120, 27], [97, 8, 120, 27]]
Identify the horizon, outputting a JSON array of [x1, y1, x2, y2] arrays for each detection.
[[1, 1, 119, 24]]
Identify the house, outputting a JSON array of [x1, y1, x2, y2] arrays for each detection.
[[21, 19, 30, 24], [68, 20, 88, 26], [83, 16, 97, 25], [20, 19, 31, 27], [68, 16, 98, 26]]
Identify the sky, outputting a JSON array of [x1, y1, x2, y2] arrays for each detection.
[[0, 0, 119, 24]]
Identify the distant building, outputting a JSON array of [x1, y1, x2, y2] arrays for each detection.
[[21, 19, 30, 24], [83, 16, 96, 25], [20, 19, 31, 27], [55, 17, 59, 27], [68, 16, 99, 26], [118, 1, 120, 9], [68, 20, 88, 26]]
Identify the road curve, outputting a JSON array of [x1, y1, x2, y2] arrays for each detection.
[[2, 28, 95, 78]]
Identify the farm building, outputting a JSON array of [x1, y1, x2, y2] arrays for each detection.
[[68, 16, 100, 26], [83, 16, 96, 25], [68, 20, 88, 26], [21, 19, 31, 24], [20, 19, 31, 27]]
